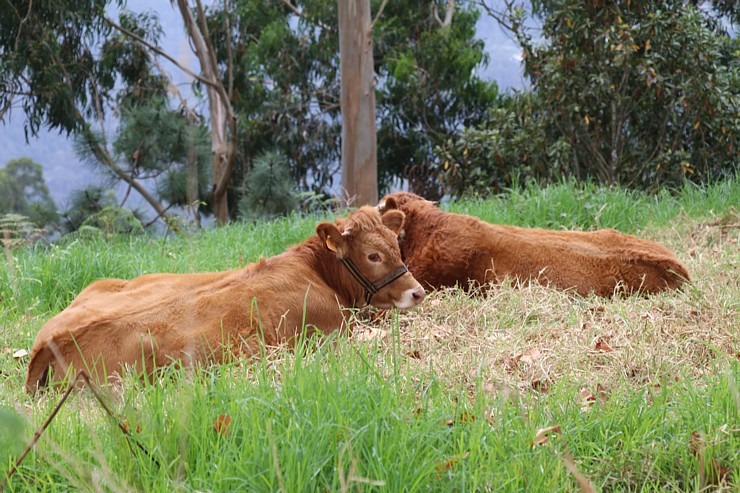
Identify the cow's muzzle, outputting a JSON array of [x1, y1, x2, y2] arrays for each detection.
[[340, 258, 410, 306]]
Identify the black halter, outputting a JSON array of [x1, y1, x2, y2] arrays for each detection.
[[339, 257, 410, 306]]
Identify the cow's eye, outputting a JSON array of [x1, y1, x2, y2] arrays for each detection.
[[368, 253, 381, 263]]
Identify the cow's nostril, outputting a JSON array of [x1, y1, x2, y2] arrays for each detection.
[[412, 287, 426, 301]]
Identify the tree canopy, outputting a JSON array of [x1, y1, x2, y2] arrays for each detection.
[[440, 0, 739, 196], [1, 0, 736, 227]]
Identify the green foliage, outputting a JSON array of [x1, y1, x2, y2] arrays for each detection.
[[438, 94, 572, 195], [0, 213, 42, 256], [0, 407, 24, 470], [113, 98, 212, 211], [206, 0, 342, 201], [0, 158, 58, 229], [0, 0, 118, 136], [61, 186, 146, 235], [1, 211, 320, 315], [448, 175, 739, 232], [2, 0, 735, 224], [1, 6, 194, 226], [99, 11, 165, 105], [2, 177, 735, 317], [238, 150, 300, 220], [375, 1, 500, 199], [445, 0, 739, 197], [80, 206, 146, 236], [717, 3, 740, 25], [206, 0, 497, 205], [1, 339, 737, 491]]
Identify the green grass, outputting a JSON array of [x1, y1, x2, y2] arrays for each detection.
[[449, 177, 739, 232], [2, 343, 737, 492], [1, 178, 738, 492]]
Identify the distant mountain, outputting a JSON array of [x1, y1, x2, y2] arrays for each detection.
[[0, 6, 525, 211]]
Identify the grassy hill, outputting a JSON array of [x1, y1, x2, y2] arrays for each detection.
[[1, 179, 737, 492]]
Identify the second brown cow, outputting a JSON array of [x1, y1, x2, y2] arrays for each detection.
[[378, 192, 690, 297]]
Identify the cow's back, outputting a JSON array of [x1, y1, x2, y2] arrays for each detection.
[[487, 224, 690, 295], [25, 264, 334, 391], [395, 198, 689, 296], [25, 270, 255, 391]]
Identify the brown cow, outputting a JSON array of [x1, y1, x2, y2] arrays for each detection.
[[25, 206, 425, 393], [378, 192, 690, 297]]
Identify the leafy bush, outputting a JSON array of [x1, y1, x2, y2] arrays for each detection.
[[438, 1, 739, 198]]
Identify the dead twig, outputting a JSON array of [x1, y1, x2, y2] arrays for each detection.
[[1, 372, 158, 491]]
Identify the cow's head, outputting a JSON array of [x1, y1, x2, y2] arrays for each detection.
[[316, 206, 425, 309]]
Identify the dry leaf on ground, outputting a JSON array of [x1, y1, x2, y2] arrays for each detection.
[[594, 337, 613, 352], [12, 349, 29, 359], [533, 425, 562, 447], [435, 451, 470, 474], [214, 414, 232, 437], [580, 388, 597, 412], [519, 348, 542, 365]]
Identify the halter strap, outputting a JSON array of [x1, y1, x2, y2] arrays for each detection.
[[339, 258, 410, 306]]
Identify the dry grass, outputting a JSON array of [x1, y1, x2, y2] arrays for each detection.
[[353, 212, 739, 401]]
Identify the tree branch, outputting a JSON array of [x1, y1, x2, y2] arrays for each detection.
[[51, 48, 175, 226], [224, 0, 234, 100], [174, 0, 238, 222], [280, 0, 331, 30], [195, 0, 221, 88], [370, 0, 389, 31], [476, 0, 533, 50], [433, 0, 455, 28], [13, 0, 33, 53], [151, 56, 201, 124], [476, 0, 514, 33], [105, 16, 220, 91], [79, 124, 175, 225]]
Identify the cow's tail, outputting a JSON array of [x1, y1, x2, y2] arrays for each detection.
[[664, 258, 691, 287], [25, 340, 66, 394], [627, 252, 691, 294]]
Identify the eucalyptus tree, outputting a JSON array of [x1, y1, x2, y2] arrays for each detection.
[[374, 0, 499, 199], [1, 1, 236, 225], [204, 0, 343, 206], [0, 3, 186, 225], [0, 0, 117, 135], [205, 0, 497, 203], [338, 0, 378, 205]]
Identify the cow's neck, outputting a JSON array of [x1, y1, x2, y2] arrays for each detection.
[[397, 205, 436, 260], [302, 236, 367, 308]]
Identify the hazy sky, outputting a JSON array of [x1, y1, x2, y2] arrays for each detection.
[[0, 2, 527, 209]]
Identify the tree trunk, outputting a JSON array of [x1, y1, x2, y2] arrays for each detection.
[[338, 0, 378, 206], [174, 0, 236, 225], [186, 125, 201, 227]]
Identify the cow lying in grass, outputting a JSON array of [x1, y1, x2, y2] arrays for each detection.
[[25, 206, 425, 393], [378, 192, 690, 297]]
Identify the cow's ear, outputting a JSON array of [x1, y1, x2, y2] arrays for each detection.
[[377, 196, 398, 213], [381, 209, 405, 236], [317, 222, 347, 257], [378, 196, 398, 213]]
